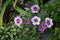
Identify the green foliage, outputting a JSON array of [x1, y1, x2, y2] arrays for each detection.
[[0, 0, 12, 26], [0, 0, 60, 40], [0, 22, 40, 40], [49, 28, 60, 40]]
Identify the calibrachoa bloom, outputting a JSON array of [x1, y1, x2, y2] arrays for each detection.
[[24, 19, 30, 24], [45, 18, 53, 28], [31, 16, 41, 25], [14, 16, 22, 26], [39, 24, 47, 32], [31, 5, 40, 13]]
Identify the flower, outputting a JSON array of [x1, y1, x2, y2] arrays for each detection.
[[31, 16, 41, 25], [14, 16, 22, 26], [31, 5, 40, 13], [45, 18, 53, 28], [39, 24, 47, 32], [24, 19, 30, 24]]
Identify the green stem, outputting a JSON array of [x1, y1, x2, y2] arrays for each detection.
[[0, 16, 2, 26]]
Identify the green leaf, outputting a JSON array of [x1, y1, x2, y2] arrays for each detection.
[[0, 0, 12, 17], [14, 5, 28, 16], [0, 0, 12, 26], [34, 0, 38, 4]]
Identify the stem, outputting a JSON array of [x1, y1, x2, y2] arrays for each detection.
[[0, 16, 3, 26], [13, 0, 18, 7]]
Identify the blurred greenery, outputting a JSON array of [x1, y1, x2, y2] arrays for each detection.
[[0, 0, 12, 26], [0, 22, 40, 40], [0, 0, 60, 40], [49, 27, 60, 40]]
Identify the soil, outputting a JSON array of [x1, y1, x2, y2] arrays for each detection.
[[40, 30, 50, 40]]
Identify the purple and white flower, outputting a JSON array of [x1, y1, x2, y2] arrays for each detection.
[[31, 16, 41, 25], [24, 19, 30, 24], [31, 5, 40, 13], [39, 24, 47, 32], [14, 16, 22, 26], [45, 18, 53, 28]]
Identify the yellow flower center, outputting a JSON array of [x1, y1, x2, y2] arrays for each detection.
[[17, 19, 20, 23], [41, 26, 44, 28]]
